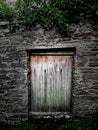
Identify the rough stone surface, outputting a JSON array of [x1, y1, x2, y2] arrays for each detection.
[[0, 19, 98, 125]]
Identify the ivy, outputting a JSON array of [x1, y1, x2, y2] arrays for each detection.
[[0, 0, 14, 18], [0, 0, 98, 34]]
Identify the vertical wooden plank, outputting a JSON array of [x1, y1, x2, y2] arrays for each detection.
[[39, 60, 42, 111], [31, 56, 37, 111], [56, 61, 60, 110], [53, 58, 56, 111], [66, 56, 72, 110], [62, 60, 66, 111], [41, 56, 45, 110]]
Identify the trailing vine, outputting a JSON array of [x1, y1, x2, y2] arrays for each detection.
[[0, 0, 98, 34]]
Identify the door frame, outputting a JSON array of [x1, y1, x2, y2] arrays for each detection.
[[27, 47, 75, 118]]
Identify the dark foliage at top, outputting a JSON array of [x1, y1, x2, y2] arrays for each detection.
[[0, 0, 98, 34]]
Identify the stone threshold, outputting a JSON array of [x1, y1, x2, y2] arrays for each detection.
[[29, 112, 73, 119]]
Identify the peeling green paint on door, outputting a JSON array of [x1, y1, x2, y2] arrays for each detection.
[[30, 55, 72, 112]]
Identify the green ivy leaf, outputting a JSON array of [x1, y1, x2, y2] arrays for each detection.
[[96, 11, 98, 15]]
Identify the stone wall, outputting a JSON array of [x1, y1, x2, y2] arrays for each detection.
[[0, 19, 98, 125]]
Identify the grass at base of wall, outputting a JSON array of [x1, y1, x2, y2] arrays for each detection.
[[0, 113, 98, 130]]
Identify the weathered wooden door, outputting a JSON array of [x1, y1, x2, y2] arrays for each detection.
[[30, 55, 73, 112]]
